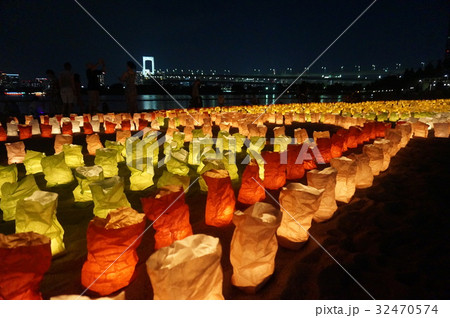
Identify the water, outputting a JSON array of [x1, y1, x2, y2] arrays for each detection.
[[0, 94, 343, 114]]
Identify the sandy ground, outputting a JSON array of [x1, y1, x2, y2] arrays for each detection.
[[1, 123, 449, 299]]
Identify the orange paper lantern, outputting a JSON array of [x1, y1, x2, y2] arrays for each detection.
[[141, 190, 193, 250], [40, 124, 52, 138], [86, 134, 104, 156], [81, 207, 146, 296], [138, 118, 149, 130], [18, 125, 32, 140], [286, 144, 305, 180], [121, 120, 131, 131], [104, 121, 116, 134], [62, 121, 73, 135], [0, 126, 6, 141], [315, 138, 332, 164], [0, 232, 52, 300], [330, 134, 344, 158], [262, 151, 286, 190], [237, 160, 266, 205], [203, 169, 236, 227], [83, 122, 93, 135]]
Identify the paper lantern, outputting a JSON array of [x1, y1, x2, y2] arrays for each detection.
[[54, 134, 73, 154], [91, 120, 100, 132], [374, 121, 387, 138], [89, 176, 131, 218], [313, 130, 330, 142], [18, 125, 32, 140], [286, 144, 305, 180], [273, 126, 285, 137], [121, 120, 131, 131], [81, 207, 146, 296], [83, 122, 93, 134], [203, 169, 236, 227], [0, 232, 52, 300], [412, 121, 429, 138], [230, 202, 281, 293], [41, 152, 74, 187], [330, 156, 357, 203], [104, 121, 116, 134], [348, 153, 373, 189], [433, 122, 449, 138], [396, 122, 412, 147], [146, 234, 224, 300], [138, 118, 149, 130], [141, 190, 193, 250], [116, 130, 131, 144], [363, 144, 384, 176], [94, 148, 118, 178], [347, 126, 361, 148], [262, 151, 286, 190], [40, 124, 52, 138], [73, 165, 104, 202], [315, 138, 332, 164], [238, 160, 266, 205], [0, 125, 6, 141], [71, 120, 81, 133], [373, 139, 391, 171], [62, 144, 85, 168], [105, 140, 125, 162], [86, 134, 103, 156], [166, 149, 190, 176], [307, 167, 338, 222], [386, 129, 402, 156], [49, 118, 61, 134], [61, 121, 73, 135], [277, 183, 324, 249], [5, 141, 26, 164], [330, 134, 344, 158], [0, 164, 18, 198], [0, 175, 39, 221], [336, 129, 349, 151], [6, 123, 18, 137], [273, 135, 291, 153], [363, 122, 377, 140], [128, 165, 154, 191], [23, 150, 45, 175], [15, 191, 65, 255], [30, 119, 40, 135]]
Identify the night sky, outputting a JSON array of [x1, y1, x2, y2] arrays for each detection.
[[1, 0, 449, 84]]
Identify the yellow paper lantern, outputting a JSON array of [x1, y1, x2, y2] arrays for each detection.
[[0, 164, 18, 199], [94, 148, 118, 178], [72, 165, 104, 202], [347, 153, 374, 189], [41, 152, 74, 187], [23, 150, 45, 175], [63, 144, 85, 168], [0, 175, 39, 221], [89, 176, 131, 218]]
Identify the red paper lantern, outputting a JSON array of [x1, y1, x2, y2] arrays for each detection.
[[138, 119, 149, 131], [238, 161, 266, 204], [42, 115, 50, 125], [0, 232, 52, 300], [375, 122, 387, 138], [83, 122, 93, 135], [81, 208, 146, 296], [286, 144, 305, 180], [104, 121, 116, 134], [18, 125, 32, 140], [0, 125, 7, 141], [203, 169, 236, 227], [62, 121, 73, 135], [141, 190, 193, 250], [121, 120, 131, 131], [262, 151, 286, 190], [83, 115, 91, 123], [363, 122, 377, 140], [40, 124, 52, 138], [315, 138, 332, 164], [336, 129, 349, 152], [348, 126, 361, 148], [331, 134, 344, 158]]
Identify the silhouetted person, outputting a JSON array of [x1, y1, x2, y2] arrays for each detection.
[[45, 69, 62, 114], [86, 58, 105, 114], [73, 73, 85, 114], [120, 61, 137, 113], [59, 62, 75, 116], [190, 79, 202, 108]]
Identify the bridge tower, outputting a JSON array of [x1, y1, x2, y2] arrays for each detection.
[[142, 56, 155, 77]]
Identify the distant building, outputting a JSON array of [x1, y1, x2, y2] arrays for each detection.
[[0, 72, 20, 88]]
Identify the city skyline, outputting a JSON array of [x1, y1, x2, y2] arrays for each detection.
[[1, 0, 449, 85]]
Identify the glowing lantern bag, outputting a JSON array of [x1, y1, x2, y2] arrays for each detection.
[[203, 169, 236, 227], [273, 135, 291, 153], [330, 157, 357, 203], [277, 183, 324, 249], [105, 140, 125, 162], [89, 176, 131, 218], [294, 128, 308, 144], [83, 122, 93, 135], [315, 138, 332, 164], [6, 141, 26, 164], [40, 124, 52, 138], [62, 144, 85, 168], [94, 148, 119, 178], [0, 125, 6, 141], [262, 151, 286, 190], [347, 127, 361, 148], [41, 152, 74, 187], [54, 134, 73, 154], [306, 167, 338, 223], [104, 120, 117, 134], [0, 175, 39, 221], [18, 125, 32, 140], [330, 134, 344, 158], [62, 121, 73, 135], [166, 149, 190, 176], [433, 122, 449, 138], [86, 133, 103, 156], [363, 144, 384, 176], [73, 165, 104, 202], [23, 150, 45, 175], [128, 165, 154, 191], [141, 190, 193, 250], [121, 120, 131, 131], [348, 153, 373, 189], [156, 170, 190, 192], [0, 164, 18, 199], [146, 234, 224, 300], [16, 191, 65, 255], [237, 160, 266, 205], [81, 207, 146, 296], [230, 202, 281, 293], [0, 232, 52, 300], [116, 130, 131, 144], [373, 139, 391, 171], [6, 122, 18, 137], [286, 144, 305, 179]]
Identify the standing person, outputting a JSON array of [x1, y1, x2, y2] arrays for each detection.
[[59, 62, 75, 116], [120, 61, 137, 114], [190, 79, 202, 108], [45, 69, 62, 115], [73, 73, 85, 114], [86, 58, 105, 114]]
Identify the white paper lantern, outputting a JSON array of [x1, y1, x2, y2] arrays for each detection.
[[347, 153, 373, 189], [363, 144, 384, 176], [330, 156, 357, 203], [307, 167, 338, 222]]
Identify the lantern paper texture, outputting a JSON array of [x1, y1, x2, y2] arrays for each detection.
[[73, 165, 104, 202], [16, 191, 65, 255], [89, 176, 131, 218], [307, 167, 338, 222], [0, 232, 52, 300], [63, 144, 85, 168], [156, 170, 190, 192], [230, 202, 281, 292], [0, 164, 18, 199], [330, 157, 357, 203], [237, 160, 266, 205], [141, 190, 193, 250], [277, 183, 324, 249], [128, 165, 154, 191], [94, 148, 118, 178], [1, 175, 39, 222], [54, 134, 73, 154], [262, 151, 286, 190], [81, 207, 146, 296], [6, 141, 26, 164], [433, 122, 449, 138], [363, 144, 384, 176], [41, 153, 74, 187], [146, 234, 224, 300], [23, 150, 45, 175], [373, 139, 391, 171], [348, 153, 374, 189], [86, 134, 103, 156]]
